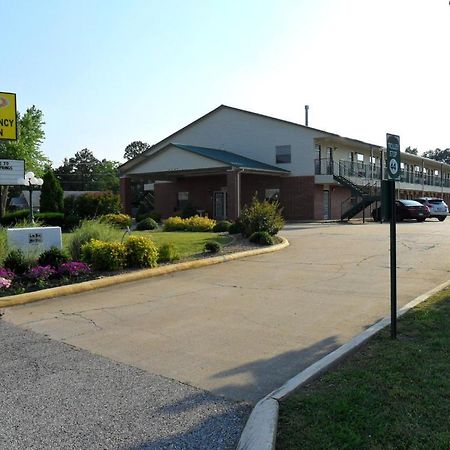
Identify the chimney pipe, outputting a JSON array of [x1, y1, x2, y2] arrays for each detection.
[[305, 105, 309, 126]]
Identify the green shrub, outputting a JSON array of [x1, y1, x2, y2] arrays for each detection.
[[63, 214, 81, 232], [35, 212, 65, 227], [73, 192, 121, 219], [68, 220, 120, 260], [81, 239, 127, 271], [0, 210, 29, 226], [181, 204, 198, 218], [228, 222, 241, 234], [136, 211, 161, 223], [125, 236, 158, 268], [40, 169, 64, 212], [239, 195, 284, 237], [3, 249, 31, 274], [136, 217, 158, 231], [158, 242, 180, 263], [204, 240, 222, 253], [249, 231, 274, 245], [38, 247, 69, 268], [100, 213, 132, 228], [0, 227, 7, 264], [163, 215, 216, 232], [213, 220, 232, 232]]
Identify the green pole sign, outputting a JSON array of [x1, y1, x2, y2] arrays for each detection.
[[386, 133, 401, 180]]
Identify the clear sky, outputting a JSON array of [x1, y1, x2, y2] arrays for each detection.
[[2, 0, 450, 166]]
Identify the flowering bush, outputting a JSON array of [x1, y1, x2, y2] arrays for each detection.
[[0, 267, 15, 280], [58, 262, 91, 277], [99, 213, 132, 229], [0, 277, 11, 289], [125, 236, 158, 268], [81, 239, 127, 271], [25, 265, 56, 280], [163, 215, 216, 232]]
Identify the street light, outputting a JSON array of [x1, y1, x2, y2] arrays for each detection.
[[17, 172, 44, 223]]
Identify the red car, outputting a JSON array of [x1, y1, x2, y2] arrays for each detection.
[[372, 199, 430, 222]]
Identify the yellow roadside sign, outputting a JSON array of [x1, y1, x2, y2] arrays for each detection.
[[0, 92, 17, 141]]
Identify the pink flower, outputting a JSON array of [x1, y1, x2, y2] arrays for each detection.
[[25, 265, 56, 280], [0, 277, 12, 289], [58, 262, 91, 277]]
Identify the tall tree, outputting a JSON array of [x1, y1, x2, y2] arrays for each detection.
[[93, 159, 120, 193], [422, 148, 450, 164], [55, 148, 100, 190], [123, 141, 151, 160], [40, 169, 64, 212], [404, 146, 418, 155], [0, 106, 50, 215]]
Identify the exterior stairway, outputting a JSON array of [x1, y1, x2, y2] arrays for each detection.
[[333, 175, 380, 221]]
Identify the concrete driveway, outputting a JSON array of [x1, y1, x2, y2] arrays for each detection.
[[3, 220, 450, 403]]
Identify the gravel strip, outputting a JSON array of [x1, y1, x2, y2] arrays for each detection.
[[0, 320, 250, 449]]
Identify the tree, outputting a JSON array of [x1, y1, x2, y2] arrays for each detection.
[[123, 141, 151, 160], [55, 148, 100, 190], [0, 106, 50, 216], [55, 149, 119, 192], [405, 146, 418, 155], [40, 169, 64, 212], [422, 148, 450, 164]]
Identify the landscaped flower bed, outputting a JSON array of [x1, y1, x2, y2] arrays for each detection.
[[0, 261, 93, 297]]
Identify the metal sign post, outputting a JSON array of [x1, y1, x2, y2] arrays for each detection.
[[386, 133, 400, 339]]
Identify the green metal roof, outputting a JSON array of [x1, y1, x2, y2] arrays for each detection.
[[171, 143, 290, 174]]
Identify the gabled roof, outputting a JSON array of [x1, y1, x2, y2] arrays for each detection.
[[170, 143, 290, 174]]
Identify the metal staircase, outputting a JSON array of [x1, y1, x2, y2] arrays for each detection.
[[333, 175, 380, 221]]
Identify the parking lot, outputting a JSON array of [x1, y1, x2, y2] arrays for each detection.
[[4, 219, 450, 405]]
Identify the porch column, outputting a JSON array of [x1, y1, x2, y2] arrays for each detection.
[[120, 176, 132, 215], [226, 170, 241, 221]]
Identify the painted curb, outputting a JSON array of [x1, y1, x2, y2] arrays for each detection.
[[236, 278, 450, 450], [0, 237, 289, 309]]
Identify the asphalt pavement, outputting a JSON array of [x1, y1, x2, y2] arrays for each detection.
[[0, 320, 250, 449]]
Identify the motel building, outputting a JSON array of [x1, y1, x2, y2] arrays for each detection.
[[119, 105, 450, 221]]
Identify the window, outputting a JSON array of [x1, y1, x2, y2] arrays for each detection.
[[177, 191, 189, 208], [357, 153, 364, 162], [265, 188, 280, 202], [276, 145, 291, 164]]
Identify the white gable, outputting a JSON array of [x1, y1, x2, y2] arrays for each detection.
[[127, 145, 228, 175]]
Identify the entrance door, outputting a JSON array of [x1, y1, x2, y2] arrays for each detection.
[[213, 191, 227, 220], [323, 190, 330, 220]]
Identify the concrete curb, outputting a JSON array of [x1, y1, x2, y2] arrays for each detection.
[[0, 237, 289, 309], [236, 278, 450, 450]]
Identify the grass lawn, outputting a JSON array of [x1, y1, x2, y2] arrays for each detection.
[[276, 290, 450, 449], [61, 230, 230, 260], [135, 231, 230, 258]]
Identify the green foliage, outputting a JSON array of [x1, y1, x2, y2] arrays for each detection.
[[36, 212, 65, 227], [239, 195, 284, 237], [72, 192, 121, 219], [404, 146, 418, 155], [54, 148, 119, 192], [38, 247, 69, 268], [157, 242, 180, 263], [181, 204, 198, 219], [125, 235, 158, 268], [99, 213, 132, 228], [422, 148, 450, 164], [204, 240, 222, 253], [4, 249, 31, 274], [123, 140, 151, 160], [213, 220, 232, 232], [0, 210, 29, 226], [249, 231, 274, 245], [81, 239, 127, 271], [136, 217, 158, 231], [0, 106, 50, 216], [0, 227, 8, 264], [136, 210, 160, 223], [163, 215, 216, 232], [40, 169, 64, 212], [67, 219, 119, 260], [228, 222, 241, 234]]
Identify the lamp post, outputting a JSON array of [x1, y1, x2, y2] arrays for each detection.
[[17, 172, 44, 223]]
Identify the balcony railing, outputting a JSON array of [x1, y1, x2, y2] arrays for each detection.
[[315, 159, 450, 188]]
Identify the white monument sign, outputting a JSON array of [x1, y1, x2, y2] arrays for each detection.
[[0, 159, 25, 185], [7, 227, 63, 256]]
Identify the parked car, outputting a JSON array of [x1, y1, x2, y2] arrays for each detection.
[[413, 197, 448, 221], [372, 199, 430, 222]]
